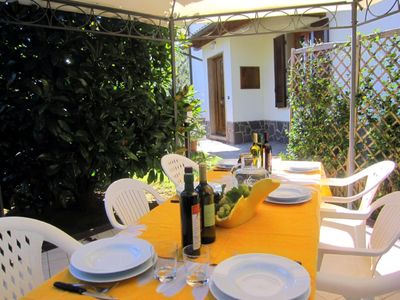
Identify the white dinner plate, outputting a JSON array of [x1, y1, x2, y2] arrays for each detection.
[[209, 279, 236, 300], [213, 254, 310, 300], [267, 184, 312, 202], [71, 236, 152, 274], [210, 278, 310, 300], [69, 253, 157, 283], [266, 196, 311, 205]]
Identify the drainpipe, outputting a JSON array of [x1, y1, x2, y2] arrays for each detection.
[[348, 0, 359, 205]]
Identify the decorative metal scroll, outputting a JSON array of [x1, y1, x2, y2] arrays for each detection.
[[182, 0, 400, 44], [0, 0, 170, 42]]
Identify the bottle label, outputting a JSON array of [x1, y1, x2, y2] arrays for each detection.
[[203, 203, 215, 227], [191, 203, 201, 250]]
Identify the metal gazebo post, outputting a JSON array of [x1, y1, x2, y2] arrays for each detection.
[[169, 1, 179, 152], [348, 0, 360, 202]]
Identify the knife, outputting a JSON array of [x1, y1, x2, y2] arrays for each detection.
[[53, 282, 117, 300]]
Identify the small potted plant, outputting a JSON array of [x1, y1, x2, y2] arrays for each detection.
[[190, 123, 207, 152], [176, 85, 206, 153]]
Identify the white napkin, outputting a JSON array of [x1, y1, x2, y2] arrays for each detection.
[[116, 224, 147, 237], [271, 172, 320, 185]]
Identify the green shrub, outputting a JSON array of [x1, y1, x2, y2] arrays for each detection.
[[0, 10, 180, 212], [286, 46, 349, 177]]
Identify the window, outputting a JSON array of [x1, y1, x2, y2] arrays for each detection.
[[240, 66, 260, 89]]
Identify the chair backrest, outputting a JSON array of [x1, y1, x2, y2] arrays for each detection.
[[368, 191, 400, 272], [104, 178, 164, 230], [161, 154, 199, 188], [358, 160, 395, 211], [0, 217, 81, 300]]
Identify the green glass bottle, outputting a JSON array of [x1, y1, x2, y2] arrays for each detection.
[[195, 163, 216, 244]]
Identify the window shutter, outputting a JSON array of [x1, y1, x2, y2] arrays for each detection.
[[274, 34, 287, 108], [312, 18, 329, 43]]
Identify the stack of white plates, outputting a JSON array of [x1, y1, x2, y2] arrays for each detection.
[[266, 184, 312, 204], [215, 159, 239, 171], [70, 236, 156, 282], [285, 162, 320, 173], [210, 254, 310, 300]]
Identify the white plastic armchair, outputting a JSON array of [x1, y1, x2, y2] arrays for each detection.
[[317, 271, 400, 300], [320, 160, 395, 247], [0, 217, 81, 300], [104, 178, 166, 230], [318, 191, 400, 277], [161, 154, 199, 192]]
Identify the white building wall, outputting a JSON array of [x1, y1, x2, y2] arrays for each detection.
[[229, 35, 290, 122], [191, 48, 208, 120], [329, 0, 399, 41]]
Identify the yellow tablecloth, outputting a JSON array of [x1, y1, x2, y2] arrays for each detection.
[[22, 169, 325, 300]]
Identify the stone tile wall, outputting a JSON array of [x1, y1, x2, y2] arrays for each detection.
[[206, 120, 289, 145]]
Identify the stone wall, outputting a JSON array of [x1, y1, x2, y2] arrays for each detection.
[[207, 120, 289, 144]]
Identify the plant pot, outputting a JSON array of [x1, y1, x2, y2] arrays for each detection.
[[190, 140, 198, 152]]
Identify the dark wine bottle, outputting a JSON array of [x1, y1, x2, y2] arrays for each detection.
[[180, 167, 201, 252], [195, 163, 216, 244], [263, 132, 273, 176]]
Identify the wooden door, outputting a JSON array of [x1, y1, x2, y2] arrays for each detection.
[[208, 55, 226, 136]]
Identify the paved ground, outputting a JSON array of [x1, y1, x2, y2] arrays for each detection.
[[198, 139, 287, 159]]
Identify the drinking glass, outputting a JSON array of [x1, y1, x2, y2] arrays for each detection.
[[153, 241, 178, 283], [182, 245, 210, 287]]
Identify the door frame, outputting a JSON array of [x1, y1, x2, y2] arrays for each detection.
[[207, 53, 226, 138]]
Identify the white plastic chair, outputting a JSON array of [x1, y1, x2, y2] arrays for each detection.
[[161, 154, 199, 192], [0, 217, 81, 300], [318, 191, 400, 278], [104, 178, 166, 230], [317, 270, 400, 300], [320, 160, 396, 247]]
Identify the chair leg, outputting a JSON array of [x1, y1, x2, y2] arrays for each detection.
[[353, 223, 367, 248], [317, 252, 324, 271]]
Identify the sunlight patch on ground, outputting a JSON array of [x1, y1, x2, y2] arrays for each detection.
[[198, 139, 240, 153]]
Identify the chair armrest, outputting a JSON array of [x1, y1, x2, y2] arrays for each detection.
[[321, 194, 364, 204], [321, 173, 364, 186], [319, 243, 383, 257], [320, 205, 372, 220], [317, 271, 400, 299]]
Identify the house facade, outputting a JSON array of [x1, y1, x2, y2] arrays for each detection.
[[191, 0, 399, 145]]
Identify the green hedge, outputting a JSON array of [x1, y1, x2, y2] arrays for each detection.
[[0, 8, 182, 212]]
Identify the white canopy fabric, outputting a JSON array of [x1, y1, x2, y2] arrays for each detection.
[[76, 0, 351, 18], [44, 0, 382, 21]]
